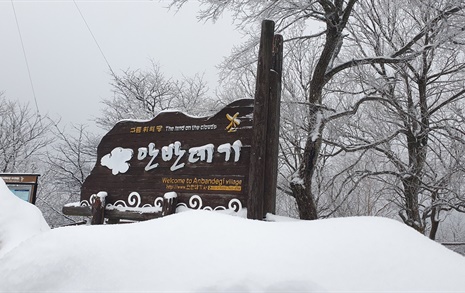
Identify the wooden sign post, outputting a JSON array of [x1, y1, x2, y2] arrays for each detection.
[[247, 20, 283, 220]]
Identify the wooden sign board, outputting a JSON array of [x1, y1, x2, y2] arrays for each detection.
[[78, 99, 254, 213], [64, 20, 282, 223]]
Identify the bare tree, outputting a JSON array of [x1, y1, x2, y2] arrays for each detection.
[[39, 123, 98, 227], [321, 0, 465, 237], [171, 0, 465, 225], [171, 0, 359, 220], [46, 123, 97, 194], [0, 94, 52, 173], [97, 61, 216, 130]]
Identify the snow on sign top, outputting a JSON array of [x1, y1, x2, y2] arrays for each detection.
[[79, 99, 254, 213]]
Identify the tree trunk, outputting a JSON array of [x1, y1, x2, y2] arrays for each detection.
[[290, 180, 318, 220], [428, 190, 440, 240], [289, 2, 352, 220], [402, 176, 424, 233], [429, 211, 440, 240]]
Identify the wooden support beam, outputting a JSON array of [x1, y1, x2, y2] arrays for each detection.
[[162, 192, 178, 216], [264, 34, 283, 216], [63, 192, 178, 223], [105, 209, 164, 222], [62, 205, 92, 217], [247, 20, 275, 220], [91, 192, 107, 225], [64, 205, 170, 222]]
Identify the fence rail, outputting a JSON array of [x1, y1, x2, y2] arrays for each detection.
[[441, 242, 465, 256]]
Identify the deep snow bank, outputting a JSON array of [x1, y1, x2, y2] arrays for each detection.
[[0, 178, 50, 258], [0, 209, 464, 292]]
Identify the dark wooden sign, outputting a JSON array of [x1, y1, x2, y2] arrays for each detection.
[[77, 99, 254, 215], [64, 19, 283, 223]]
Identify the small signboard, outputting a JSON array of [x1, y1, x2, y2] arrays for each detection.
[[78, 99, 254, 213], [0, 173, 40, 204]]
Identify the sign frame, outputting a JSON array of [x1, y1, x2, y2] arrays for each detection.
[[0, 173, 40, 204]]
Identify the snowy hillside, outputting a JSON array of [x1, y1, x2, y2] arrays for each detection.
[[1, 178, 465, 292]]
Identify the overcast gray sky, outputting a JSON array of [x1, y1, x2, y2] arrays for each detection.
[[0, 0, 242, 131]]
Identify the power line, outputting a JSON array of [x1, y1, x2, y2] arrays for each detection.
[[72, 0, 115, 74], [10, 0, 40, 116]]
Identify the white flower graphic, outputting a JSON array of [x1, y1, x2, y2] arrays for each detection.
[[101, 147, 133, 175]]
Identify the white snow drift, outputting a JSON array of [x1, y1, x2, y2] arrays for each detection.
[[1, 178, 465, 292], [0, 178, 49, 259]]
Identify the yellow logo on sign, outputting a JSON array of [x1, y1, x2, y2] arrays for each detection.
[[226, 112, 240, 132]]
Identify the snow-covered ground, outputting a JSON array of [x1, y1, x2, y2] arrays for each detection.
[[1, 177, 465, 292]]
